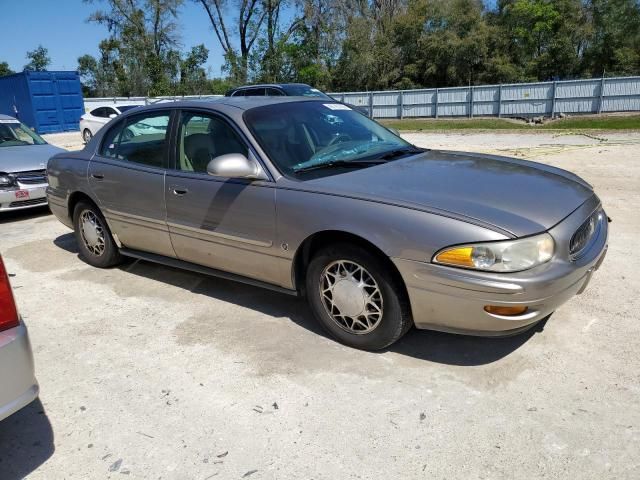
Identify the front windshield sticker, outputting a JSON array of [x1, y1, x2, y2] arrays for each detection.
[[323, 103, 351, 111]]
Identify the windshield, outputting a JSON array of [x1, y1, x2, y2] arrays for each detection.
[[281, 85, 331, 99], [0, 121, 47, 147], [244, 101, 411, 177]]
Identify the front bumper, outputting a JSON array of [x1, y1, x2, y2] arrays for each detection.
[[0, 183, 48, 212], [393, 197, 608, 336], [0, 321, 39, 421]]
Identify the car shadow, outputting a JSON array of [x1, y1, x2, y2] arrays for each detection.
[[52, 232, 79, 254], [385, 318, 547, 366], [0, 206, 50, 224], [53, 233, 542, 366], [0, 399, 55, 480]]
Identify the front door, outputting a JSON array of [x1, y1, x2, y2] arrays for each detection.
[[88, 110, 175, 257], [164, 110, 278, 284]]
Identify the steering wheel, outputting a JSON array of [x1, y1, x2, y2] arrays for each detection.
[[328, 133, 352, 147]]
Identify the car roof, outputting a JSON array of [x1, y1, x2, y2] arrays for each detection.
[[127, 96, 329, 114], [232, 83, 311, 90], [0, 114, 19, 122]]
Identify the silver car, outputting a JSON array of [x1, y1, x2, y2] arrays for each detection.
[[46, 98, 608, 350], [0, 254, 38, 421], [0, 114, 64, 212]]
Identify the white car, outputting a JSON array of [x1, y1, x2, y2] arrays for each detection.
[[79, 105, 140, 143]]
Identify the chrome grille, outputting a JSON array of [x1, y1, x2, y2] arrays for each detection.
[[9, 198, 47, 208], [15, 169, 47, 185], [570, 211, 600, 258]]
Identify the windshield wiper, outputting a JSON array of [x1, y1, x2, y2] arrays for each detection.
[[294, 159, 387, 173], [377, 147, 426, 161]]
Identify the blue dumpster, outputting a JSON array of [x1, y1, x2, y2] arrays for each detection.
[[0, 70, 84, 134]]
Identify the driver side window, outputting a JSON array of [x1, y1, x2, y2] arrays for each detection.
[[177, 112, 248, 174]]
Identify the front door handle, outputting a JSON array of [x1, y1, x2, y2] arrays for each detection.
[[91, 173, 104, 180], [172, 187, 188, 196]]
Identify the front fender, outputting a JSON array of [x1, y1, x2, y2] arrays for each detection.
[[277, 188, 508, 288]]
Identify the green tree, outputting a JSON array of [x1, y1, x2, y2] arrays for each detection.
[[0, 61, 14, 77], [86, 0, 183, 96], [24, 45, 51, 71], [77, 54, 99, 96], [196, 0, 268, 83], [178, 44, 210, 94], [332, 0, 405, 90], [582, 0, 640, 77], [497, 0, 588, 80], [391, 0, 491, 88]]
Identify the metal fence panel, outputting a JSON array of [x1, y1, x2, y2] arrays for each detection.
[[603, 96, 640, 112], [556, 79, 600, 99], [83, 76, 640, 120], [555, 98, 598, 113]]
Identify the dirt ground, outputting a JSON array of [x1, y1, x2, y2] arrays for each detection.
[[0, 131, 638, 479]]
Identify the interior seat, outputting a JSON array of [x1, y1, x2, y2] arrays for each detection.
[[184, 133, 216, 172]]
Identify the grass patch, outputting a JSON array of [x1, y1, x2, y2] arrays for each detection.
[[539, 115, 640, 130], [381, 115, 640, 132], [381, 118, 527, 131]]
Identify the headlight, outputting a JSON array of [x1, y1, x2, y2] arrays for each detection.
[[0, 173, 14, 187], [433, 233, 555, 272]]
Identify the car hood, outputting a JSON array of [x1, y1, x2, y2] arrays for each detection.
[[0, 144, 65, 173], [301, 150, 595, 237]]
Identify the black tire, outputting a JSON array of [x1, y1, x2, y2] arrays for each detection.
[[73, 200, 122, 268], [306, 243, 412, 350], [82, 129, 93, 143]]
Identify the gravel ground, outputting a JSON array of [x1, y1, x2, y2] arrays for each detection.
[[1, 131, 639, 479]]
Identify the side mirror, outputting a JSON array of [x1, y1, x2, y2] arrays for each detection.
[[206, 153, 267, 180], [109, 113, 117, 119]]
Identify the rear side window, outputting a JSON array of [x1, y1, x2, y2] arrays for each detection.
[[244, 88, 266, 97], [99, 111, 171, 168], [266, 88, 284, 96], [90, 107, 106, 118]]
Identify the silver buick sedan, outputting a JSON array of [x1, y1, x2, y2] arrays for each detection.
[[46, 98, 608, 350], [0, 114, 64, 211]]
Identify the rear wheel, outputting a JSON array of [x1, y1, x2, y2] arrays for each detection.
[[73, 201, 122, 268], [82, 129, 93, 143], [306, 243, 412, 350]]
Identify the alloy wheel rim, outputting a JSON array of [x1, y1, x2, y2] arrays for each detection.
[[80, 210, 106, 256], [84, 130, 92, 142], [319, 260, 383, 335]]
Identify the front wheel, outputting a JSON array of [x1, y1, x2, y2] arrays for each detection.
[[306, 244, 412, 350], [73, 201, 122, 268]]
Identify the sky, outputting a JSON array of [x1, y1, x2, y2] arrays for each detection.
[[0, 0, 228, 75]]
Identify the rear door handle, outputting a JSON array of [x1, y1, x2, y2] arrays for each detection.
[[172, 187, 188, 196], [91, 173, 104, 180]]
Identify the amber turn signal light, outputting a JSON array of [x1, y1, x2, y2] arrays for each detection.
[[483, 305, 528, 316]]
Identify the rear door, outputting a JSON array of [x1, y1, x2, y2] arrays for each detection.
[[88, 110, 176, 257], [164, 109, 278, 283]]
